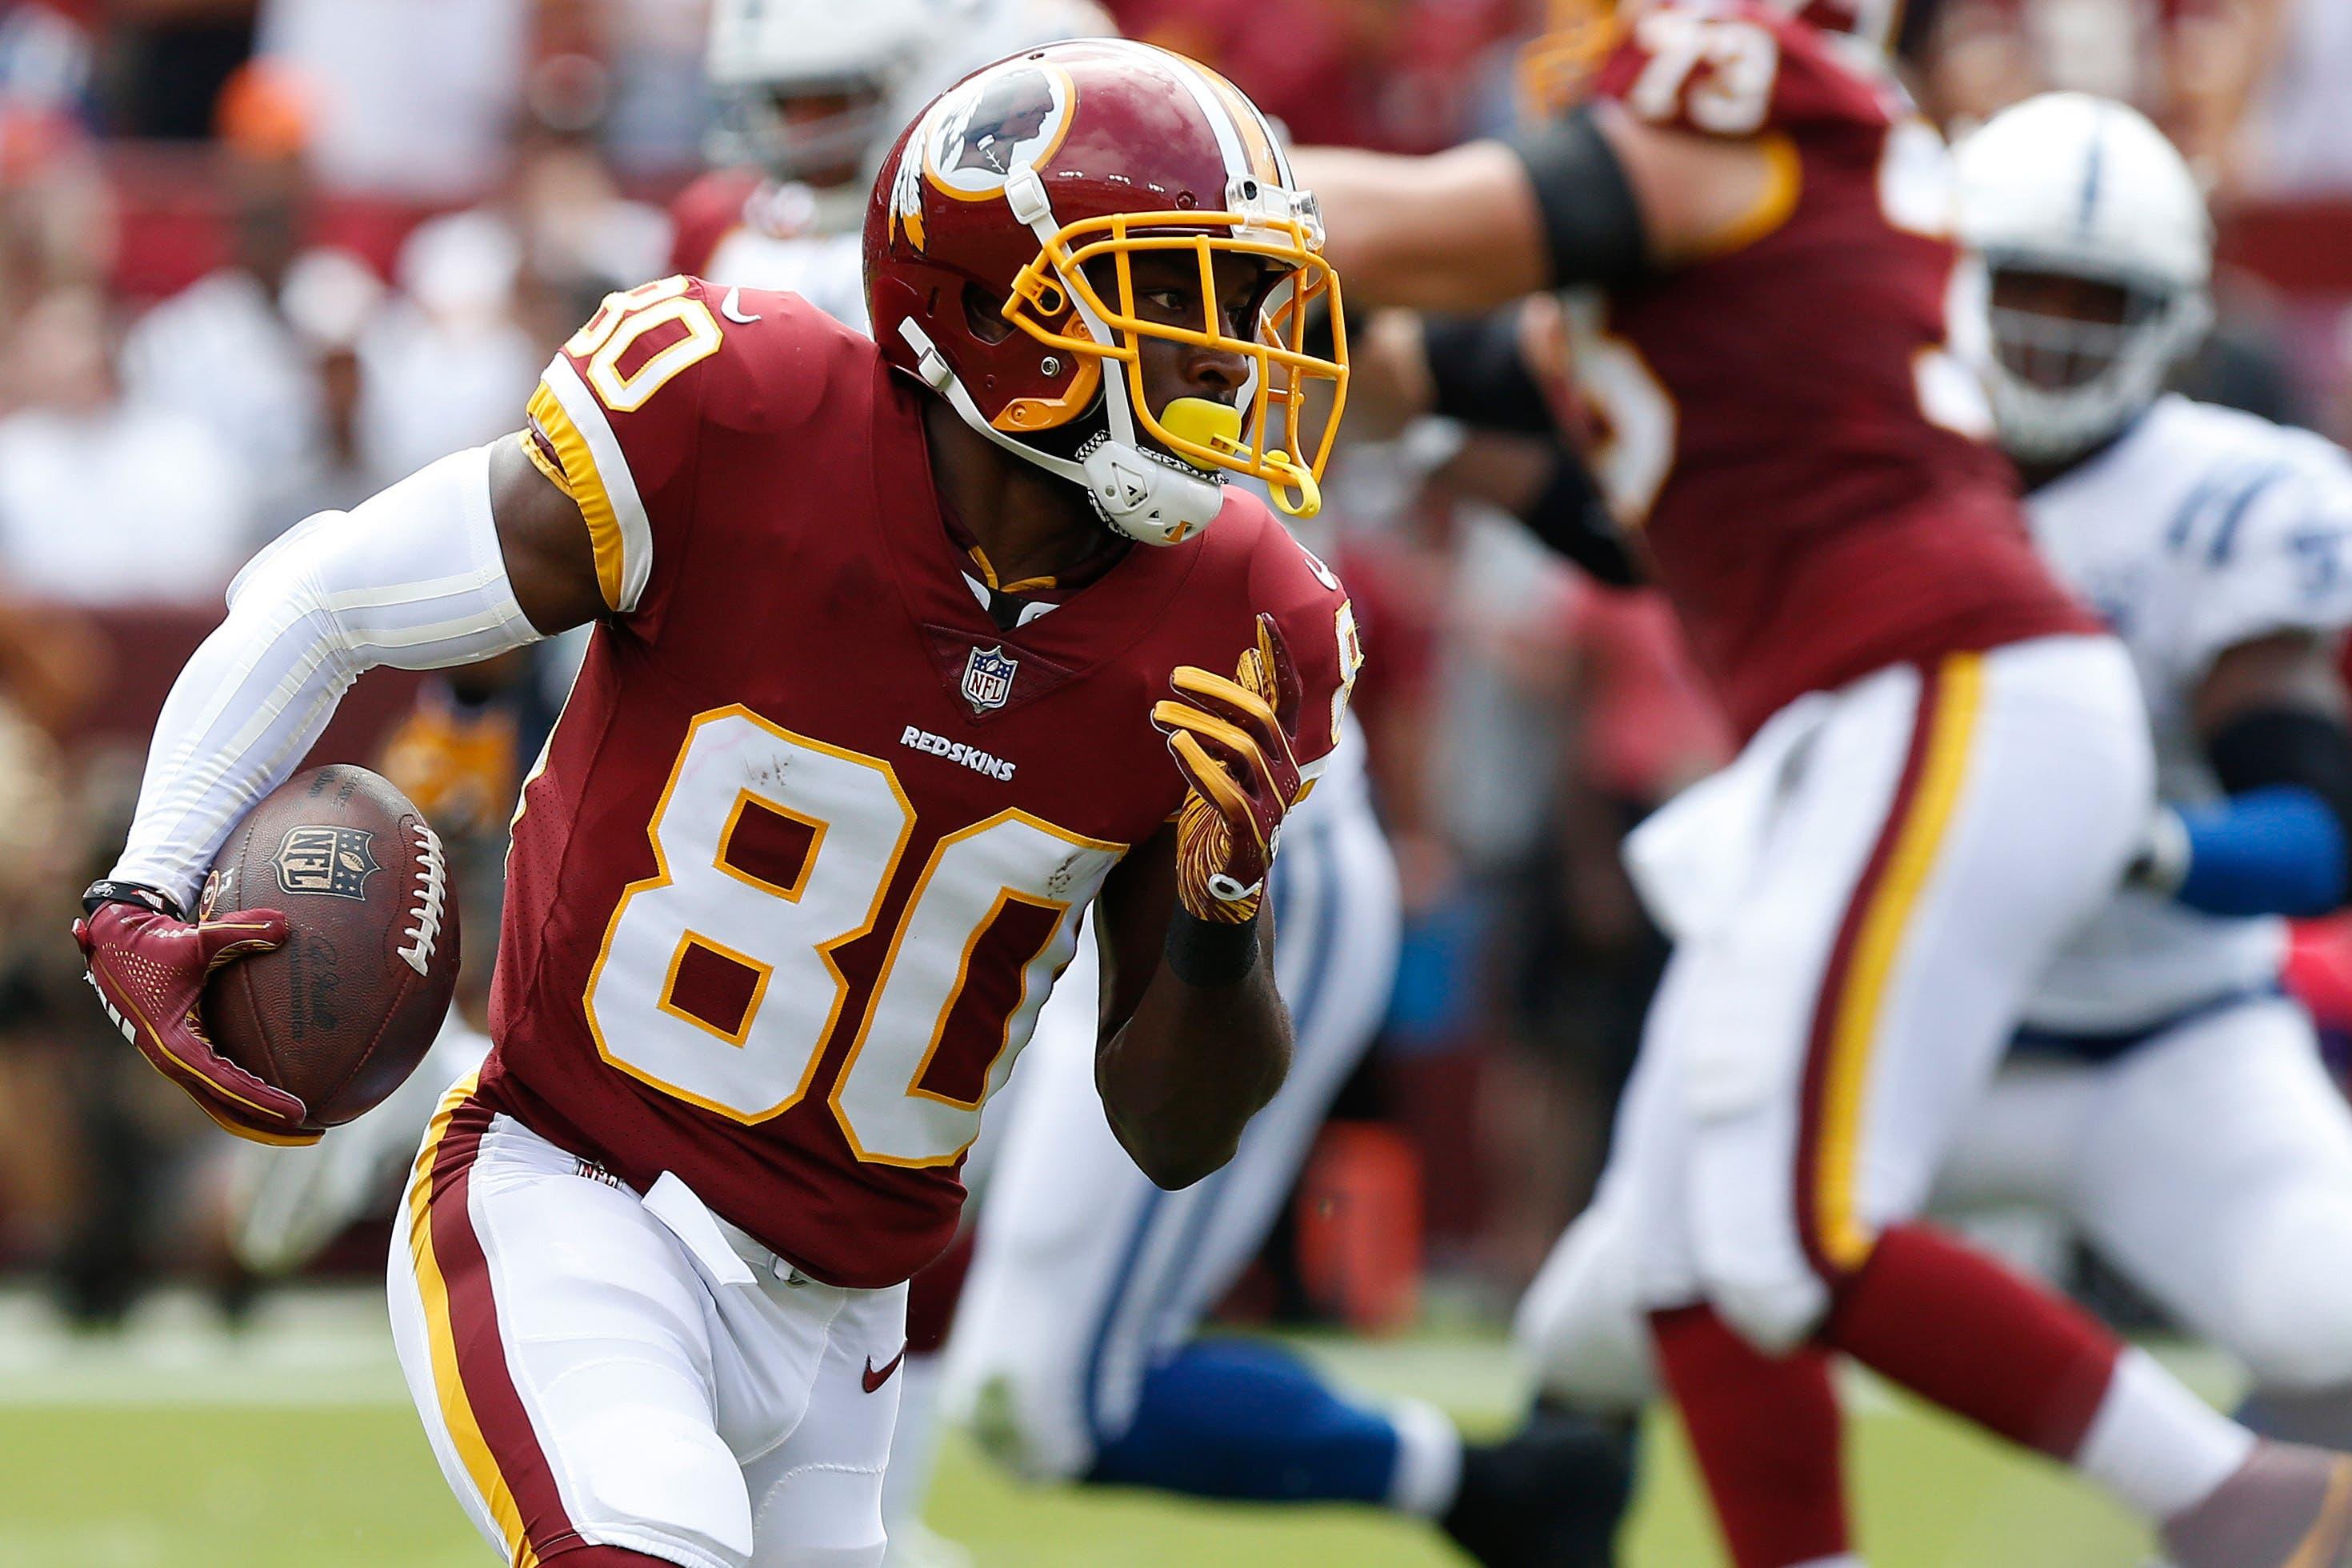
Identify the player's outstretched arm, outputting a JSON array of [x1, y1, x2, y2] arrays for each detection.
[[75, 437, 597, 1142], [1090, 615, 1313, 1190], [1293, 105, 1788, 313]]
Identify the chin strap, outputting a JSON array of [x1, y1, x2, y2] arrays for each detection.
[[899, 318, 1226, 546]]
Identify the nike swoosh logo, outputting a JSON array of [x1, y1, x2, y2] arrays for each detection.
[[862, 1345, 907, 1394], [721, 287, 761, 325]]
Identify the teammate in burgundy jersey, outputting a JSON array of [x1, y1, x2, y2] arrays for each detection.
[[1561, 6, 2093, 734], [1294, 3, 2352, 1565], [78, 41, 1362, 1566]]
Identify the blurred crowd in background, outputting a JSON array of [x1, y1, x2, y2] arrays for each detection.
[[2, 0, 2350, 1332]]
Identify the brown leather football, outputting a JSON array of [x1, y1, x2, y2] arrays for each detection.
[[200, 765, 459, 1130]]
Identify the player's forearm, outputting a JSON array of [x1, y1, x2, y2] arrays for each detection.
[[1095, 912, 1291, 1190], [1293, 143, 1556, 313], [110, 446, 540, 909]]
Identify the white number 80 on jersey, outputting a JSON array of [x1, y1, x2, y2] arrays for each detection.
[[582, 708, 1123, 1167]]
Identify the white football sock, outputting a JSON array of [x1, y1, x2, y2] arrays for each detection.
[[2074, 1349, 2257, 1521], [1790, 1556, 1863, 1567], [882, 1354, 947, 1533], [1387, 1396, 1465, 1517]]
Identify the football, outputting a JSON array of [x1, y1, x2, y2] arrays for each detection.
[[199, 765, 459, 1130]]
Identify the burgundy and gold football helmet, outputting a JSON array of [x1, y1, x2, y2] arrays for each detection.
[[864, 38, 1347, 546]]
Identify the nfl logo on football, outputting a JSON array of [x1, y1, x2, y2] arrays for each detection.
[[961, 645, 1018, 713], [273, 824, 381, 900]]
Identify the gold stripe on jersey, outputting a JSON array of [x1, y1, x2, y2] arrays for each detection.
[[1700, 132, 1804, 259], [405, 1073, 540, 1568], [526, 380, 629, 613], [1814, 652, 1985, 1270]]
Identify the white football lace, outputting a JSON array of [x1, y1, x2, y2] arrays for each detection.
[[397, 820, 447, 978]]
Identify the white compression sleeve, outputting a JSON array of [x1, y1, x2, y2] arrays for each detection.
[[111, 444, 543, 910]]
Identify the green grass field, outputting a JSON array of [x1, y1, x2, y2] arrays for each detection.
[[0, 1289, 2187, 1566]]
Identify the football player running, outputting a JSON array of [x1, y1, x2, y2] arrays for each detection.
[[1518, 90, 2352, 1557], [679, 8, 1622, 1561], [1296, 3, 2352, 1565], [74, 42, 1362, 1568]]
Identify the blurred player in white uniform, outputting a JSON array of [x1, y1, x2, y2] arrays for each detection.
[[686, 6, 1620, 1563], [1522, 93, 2352, 1499]]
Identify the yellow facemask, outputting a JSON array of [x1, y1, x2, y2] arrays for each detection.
[[1001, 202, 1348, 519]]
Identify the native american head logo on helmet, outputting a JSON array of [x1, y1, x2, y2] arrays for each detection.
[[869, 40, 1349, 547], [950, 66, 1058, 175]]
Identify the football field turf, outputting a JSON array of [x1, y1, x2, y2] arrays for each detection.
[[0, 1290, 2181, 1566]]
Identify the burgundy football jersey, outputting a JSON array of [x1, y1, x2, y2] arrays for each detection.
[[1574, 0, 2095, 738], [486, 278, 1358, 1287]]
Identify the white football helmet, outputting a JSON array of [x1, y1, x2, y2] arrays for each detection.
[[706, 0, 1111, 226], [706, 0, 942, 182], [1955, 93, 2214, 465]]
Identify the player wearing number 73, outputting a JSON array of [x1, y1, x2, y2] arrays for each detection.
[[73, 41, 1359, 1568], [1297, 2, 2352, 1566]]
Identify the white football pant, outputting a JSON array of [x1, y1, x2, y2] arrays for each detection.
[[390, 1078, 909, 1568], [1522, 994, 2352, 1414], [1578, 636, 2151, 1353]]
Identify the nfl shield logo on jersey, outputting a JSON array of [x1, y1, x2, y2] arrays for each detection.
[[962, 645, 1018, 713]]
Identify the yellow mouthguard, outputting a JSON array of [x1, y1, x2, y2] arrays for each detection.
[[1160, 397, 1244, 454], [1158, 398, 1323, 519], [1259, 450, 1321, 519]]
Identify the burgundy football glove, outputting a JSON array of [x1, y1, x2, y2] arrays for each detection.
[[1151, 614, 1307, 923], [73, 892, 318, 1146]]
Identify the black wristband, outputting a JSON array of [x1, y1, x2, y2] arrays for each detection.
[[1501, 104, 1650, 290], [1422, 310, 1556, 435], [82, 879, 182, 920], [1163, 907, 1262, 988], [1519, 444, 1640, 586]]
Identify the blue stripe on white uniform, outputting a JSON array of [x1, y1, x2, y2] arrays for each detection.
[[2078, 110, 2108, 232]]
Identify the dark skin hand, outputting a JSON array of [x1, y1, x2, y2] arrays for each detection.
[[488, 253, 1294, 1190]]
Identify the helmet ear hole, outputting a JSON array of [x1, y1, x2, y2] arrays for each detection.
[[962, 282, 1016, 345]]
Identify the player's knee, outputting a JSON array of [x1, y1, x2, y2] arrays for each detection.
[[564, 1405, 754, 1567], [1702, 1266, 1831, 1358], [2228, 1197, 2352, 1391], [1515, 1209, 1658, 1414]]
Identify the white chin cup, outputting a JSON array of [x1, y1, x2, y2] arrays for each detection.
[[1078, 437, 1226, 547], [897, 317, 1225, 549]]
